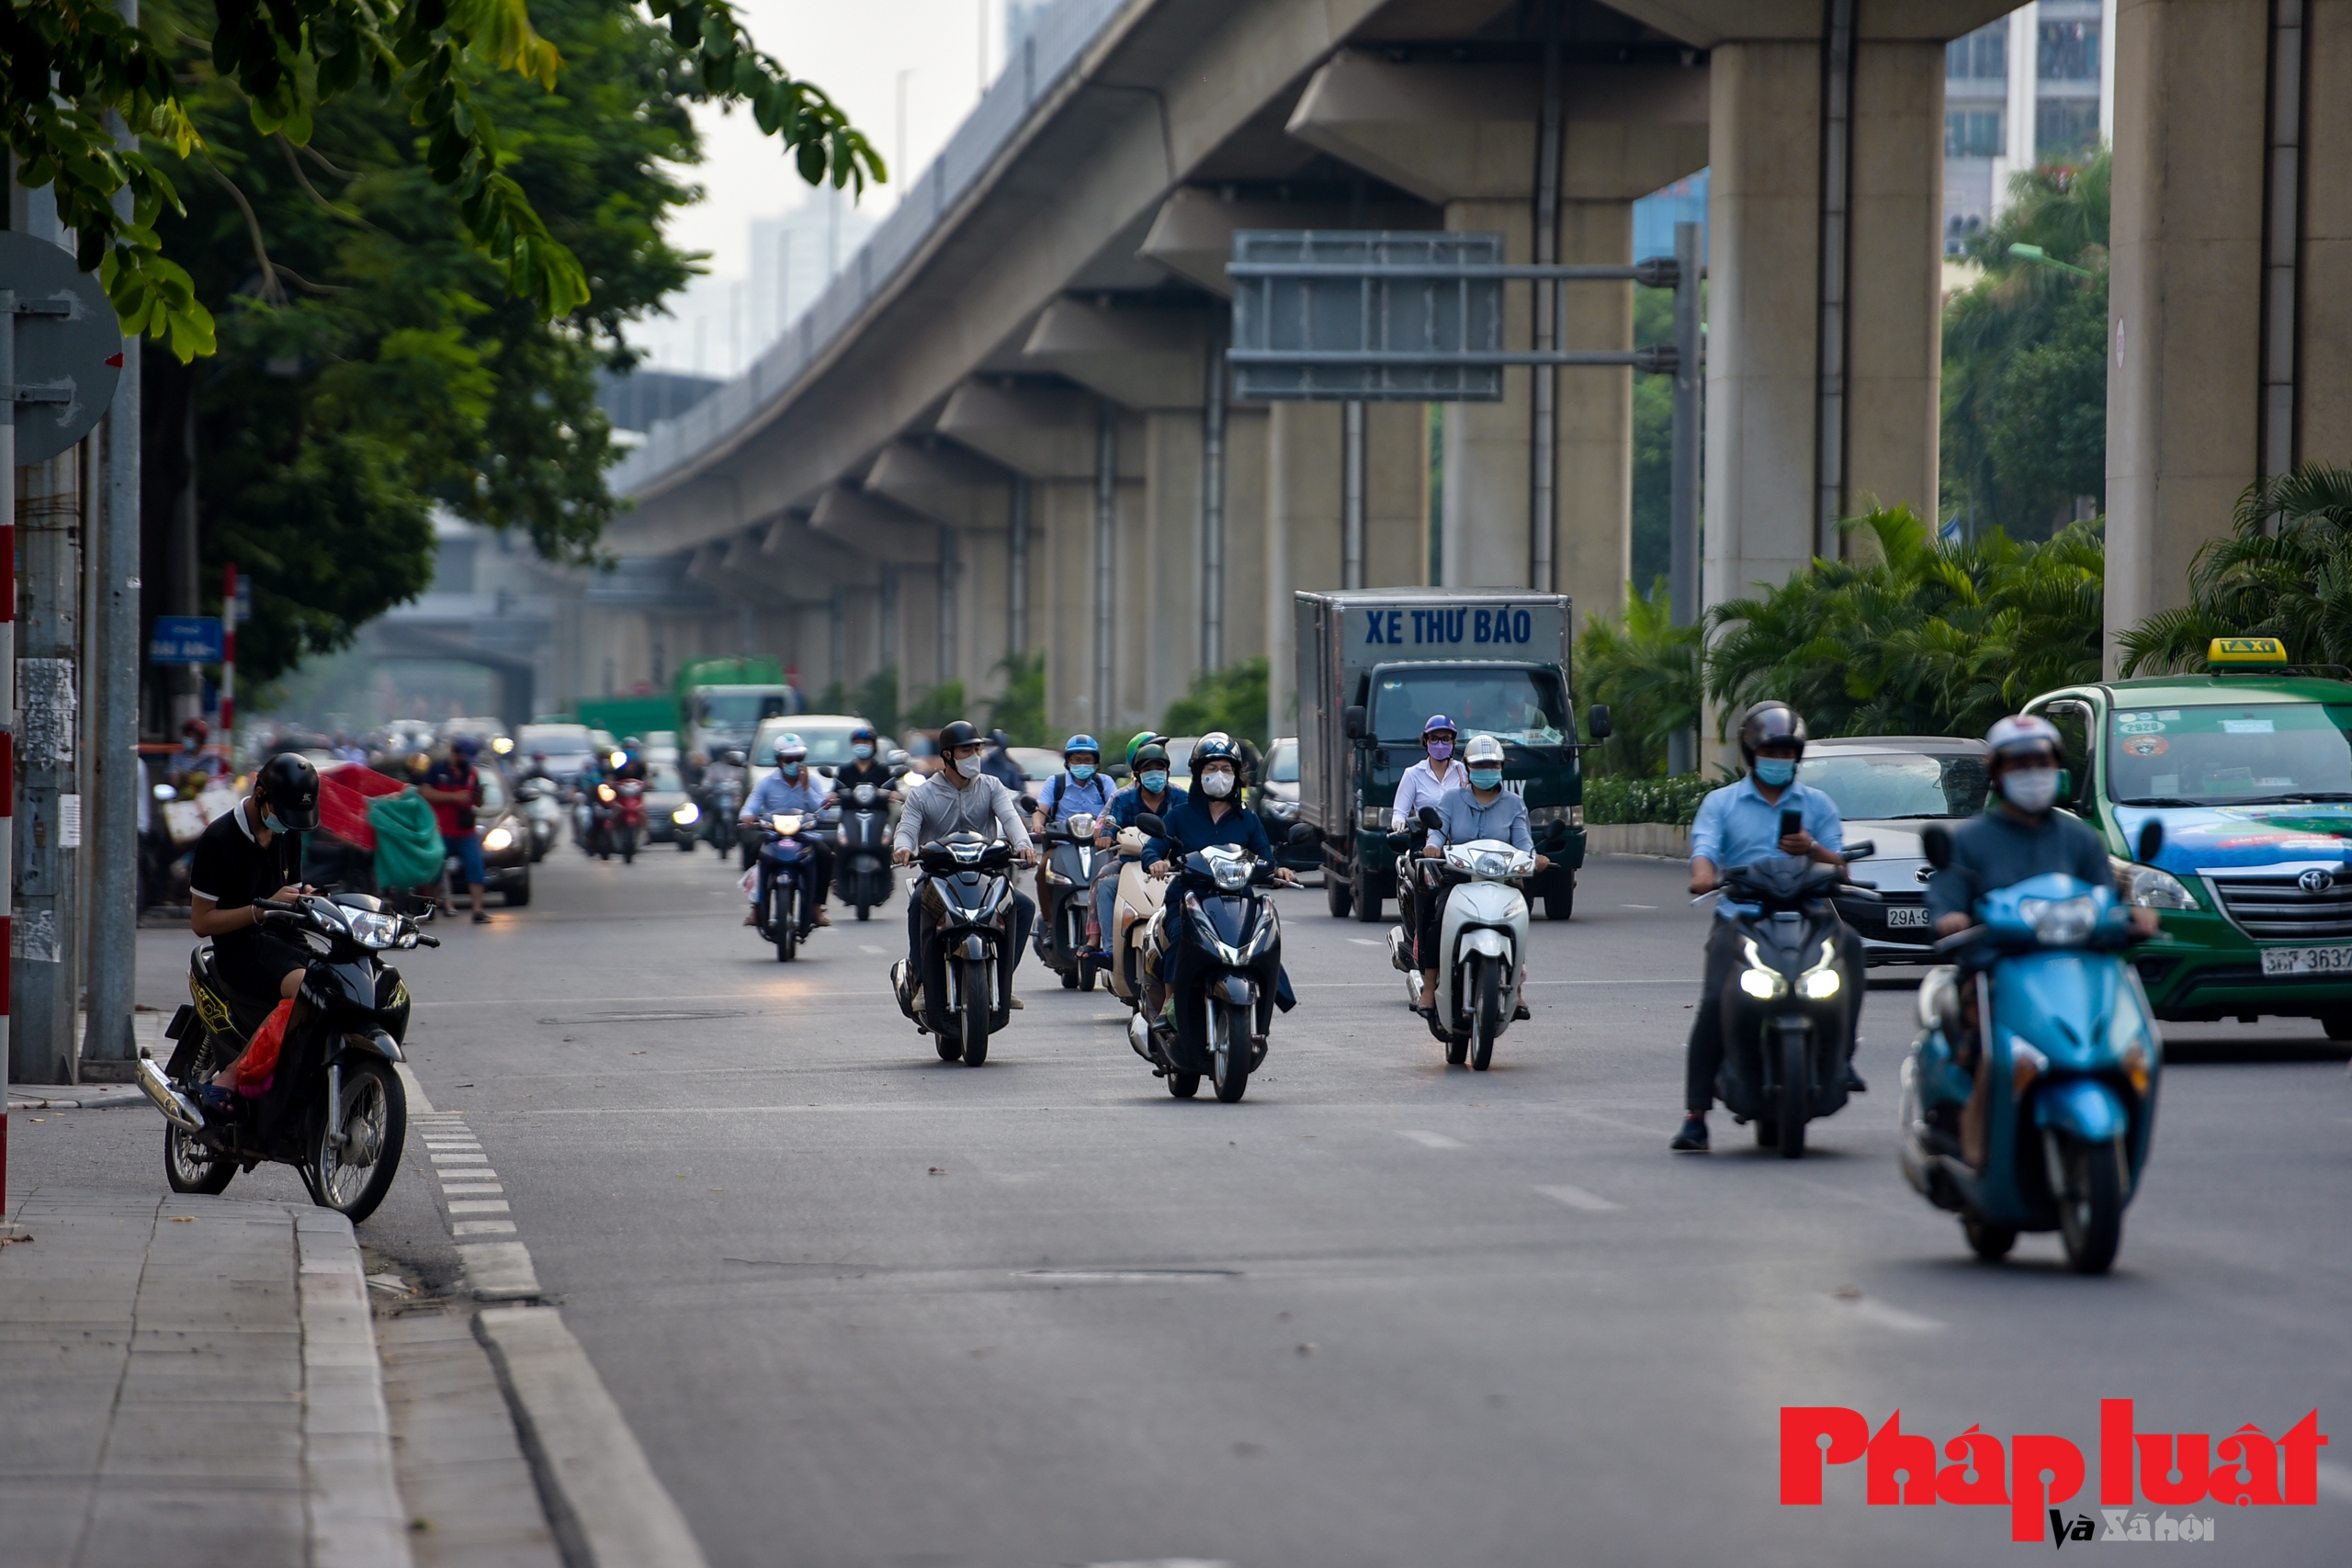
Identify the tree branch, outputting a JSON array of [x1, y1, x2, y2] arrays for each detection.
[[200, 157, 286, 307]]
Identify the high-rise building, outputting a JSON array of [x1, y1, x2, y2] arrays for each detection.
[[748, 185, 879, 347], [1943, 0, 2117, 256]]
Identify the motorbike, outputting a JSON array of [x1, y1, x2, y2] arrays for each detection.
[[136, 893, 438, 1224], [831, 778, 898, 919], [1035, 810, 1102, 989], [515, 776, 561, 861], [753, 811, 825, 961], [1703, 844, 1878, 1157], [1091, 824, 1168, 1010], [1898, 823, 2163, 1275], [1127, 812, 1308, 1103], [1385, 806, 1544, 1070], [890, 831, 1017, 1066], [703, 773, 743, 857], [610, 778, 646, 863]]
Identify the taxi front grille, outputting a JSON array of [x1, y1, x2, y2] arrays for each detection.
[[2209, 875, 2352, 942]]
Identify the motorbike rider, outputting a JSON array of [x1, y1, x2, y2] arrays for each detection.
[[892, 719, 1038, 1005], [173, 717, 228, 791], [610, 738, 649, 783], [738, 735, 833, 929], [1413, 734, 1547, 1017], [1091, 741, 1183, 956], [826, 725, 898, 802], [1392, 715, 1468, 829], [518, 749, 556, 785], [1673, 702, 1861, 1153], [1141, 735, 1297, 1019], [979, 728, 1028, 793], [187, 753, 322, 1097], [1930, 716, 2156, 949]]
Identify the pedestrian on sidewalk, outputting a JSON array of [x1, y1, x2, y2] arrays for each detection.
[[421, 739, 492, 926]]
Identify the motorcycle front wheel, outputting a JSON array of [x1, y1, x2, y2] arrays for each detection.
[[773, 886, 797, 962], [1211, 998, 1251, 1103], [306, 1058, 406, 1224], [1470, 955, 1501, 1072], [618, 826, 638, 863], [1776, 1025, 1808, 1158], [960, 958, 991, 1066], [2054, 1133, 2123, 1274]]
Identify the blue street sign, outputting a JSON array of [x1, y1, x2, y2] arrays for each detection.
[[149, 616, 223, 665]]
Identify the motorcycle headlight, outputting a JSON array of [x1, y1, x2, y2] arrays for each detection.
[[1212, 856, 1251, 892], [1066, 813, 1097, 839], [773, 813, 801, 835], [2019, 895, 2098, 946], [672, 802, 701, 826], [1737, 937, 1789, 999], [854, 784, 876, 805], [597, 784, 615, 803], [2111, 857, 2197, 911], [481, 826, 514, 852], [348, 911, 400, 950], [1796, 938, 1841, 999]]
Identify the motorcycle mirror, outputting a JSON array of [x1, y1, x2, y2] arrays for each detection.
[[2135, 819, 2165, 864], [1587, 704, 1612, 741], [1343, 704, 1367, 741], [1018, 795, 1040, 814], [818, 765, 835, 779], [1135, 812, 1168, 838], [1921, 824, 1953, 871], [1418, 806, 1442, 831], [1287, 821, 1319, 845], [1542, 823, 1571, 852]]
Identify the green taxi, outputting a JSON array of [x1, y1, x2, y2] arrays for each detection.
[[2024, 639, 2352, 1032]]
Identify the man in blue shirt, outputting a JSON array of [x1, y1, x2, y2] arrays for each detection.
[[739, 734, 832, 929], [1672, 703, 1862, 1151]]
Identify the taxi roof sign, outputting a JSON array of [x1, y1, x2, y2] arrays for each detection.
[[2208, 637, 2290, 666]]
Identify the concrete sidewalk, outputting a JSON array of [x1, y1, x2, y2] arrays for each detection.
[[0, 1188, 413, 1568]]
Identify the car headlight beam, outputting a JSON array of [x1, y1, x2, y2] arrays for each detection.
[[481, 826, 514, 852]]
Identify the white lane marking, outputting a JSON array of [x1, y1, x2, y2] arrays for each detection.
[[1396, 1130, 1464, 1149], [453, 1220, 516, 1236], [1622, 903, 1658, 910], [397, 1064, 437, 1113], [2316, 1461, 2352, 1503], [859, 944, 888, 954], [430, 1153, 489, 1163], [478, 1306, 711, 1567], [440, 1183, 504, 1196], [458, 1241, 542, 1301], [448, 1200, 511, 1214], [437, 1170, 498, 1183], [1834, 1294, 1947, 1334], [1532, 1183, 1622, 1212], [1084, 1561, 1234, 1567], [1348, 938, 1383, 947]]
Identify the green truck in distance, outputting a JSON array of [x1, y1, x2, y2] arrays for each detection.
[[1294, 588, 1606, 924]]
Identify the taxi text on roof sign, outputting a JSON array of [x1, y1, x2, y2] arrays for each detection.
[[2207, 637, 2290, 666]]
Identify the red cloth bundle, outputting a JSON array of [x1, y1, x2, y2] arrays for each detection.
[[229, 999, 293, 1096], [317, 761, 401, 852]]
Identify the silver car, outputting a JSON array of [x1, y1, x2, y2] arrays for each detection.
[[1801, 736, 1993, 964]]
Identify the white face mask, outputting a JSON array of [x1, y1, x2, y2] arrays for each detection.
[[2001, 766, 2060, 813], [954, 753, 983, 780], [1200, 769, 1234, 799]]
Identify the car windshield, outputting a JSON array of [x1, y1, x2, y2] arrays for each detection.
[[1800, 750, 1989, 819], [2108, 701, 2352, 806], [1267, 740, 1299, 783], [519, 725, 590, 750], [650, 763, 683, 792], [752, 723, 865, 767], [477, 771, 509, 811], [1371, 667, 1568, 746]]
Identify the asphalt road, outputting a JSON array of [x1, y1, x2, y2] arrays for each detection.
[[35, 841, 2352, 1564]]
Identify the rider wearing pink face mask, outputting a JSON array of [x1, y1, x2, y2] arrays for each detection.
[[1391, 715, 1467, 830]]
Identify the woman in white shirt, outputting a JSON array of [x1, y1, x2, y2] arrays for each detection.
[[1390, 714, 1467, 829]]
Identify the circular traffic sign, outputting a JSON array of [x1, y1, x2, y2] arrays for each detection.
[[0, 231, 123, 465]]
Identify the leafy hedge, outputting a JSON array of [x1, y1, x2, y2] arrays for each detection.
[[1583, 773, 1722, 827]]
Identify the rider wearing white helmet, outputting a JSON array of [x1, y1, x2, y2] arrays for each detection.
[[740, 733, 833, 928]]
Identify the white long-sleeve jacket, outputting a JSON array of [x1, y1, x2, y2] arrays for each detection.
[[1390, 757, 1467, 830]]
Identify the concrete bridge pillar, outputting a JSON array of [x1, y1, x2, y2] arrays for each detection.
[[866, 439, 1015, 704]]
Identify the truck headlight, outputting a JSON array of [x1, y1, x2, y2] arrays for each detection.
[[1359, 805, 1387, 831], [2111, 858, 2196, 910]]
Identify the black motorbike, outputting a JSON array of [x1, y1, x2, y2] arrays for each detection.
[[703, 773, 743, 857], [137, 894, 438, 1223], [1128, 812, 1306, 1103], [1709, 845, 1876, 1157], [831, 777, 898, 918], [1035, 809, 1102, 990], [753, 811, 824, 962], [891, 831, 1017, 1066]]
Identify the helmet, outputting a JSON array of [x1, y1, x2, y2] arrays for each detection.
[[1986, 714, 2064, 761], [1421, 714, 1457, 738], [723, 749, 747, 766], [1125, 731, 1160, 767], [1463, 733, 1505, 766], [989, 728, 1010, 749], [531, 750, 547, 761], [622, 736, 642, 750], [256, 752, 321, 831], [181, 717, 209, 741], [774, 733, 808, 765], [938, 719, 982, 752], [452, 736, 481, 759], [851, 724, 876, 746], [1736, 702, 1809, 763], [1191, 732, 1240, 771], [1132, 742, 1170, 771], [1063, 733, 1100, 761]]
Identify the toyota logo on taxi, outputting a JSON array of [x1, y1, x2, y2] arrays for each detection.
[[2298, 866, 2334, 893]]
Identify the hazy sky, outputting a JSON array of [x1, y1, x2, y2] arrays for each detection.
[[630, 0, 1011, 367]]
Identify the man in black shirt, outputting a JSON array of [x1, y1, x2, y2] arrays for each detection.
[[188, 755, 322, 1089]]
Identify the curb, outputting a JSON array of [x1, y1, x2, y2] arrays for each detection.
[[296, 1209, 417, 1568], [7, 1085, 147, 1111]]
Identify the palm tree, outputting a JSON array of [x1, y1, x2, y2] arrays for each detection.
[[2117, 466, 2352, 674], [1575, 578, 1702, 775]]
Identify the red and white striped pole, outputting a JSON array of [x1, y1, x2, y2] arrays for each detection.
[[220, 562, 236, 751], [0, 292, 19, 1231]]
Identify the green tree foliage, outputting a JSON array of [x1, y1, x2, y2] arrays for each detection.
[[985, 652, 1048, 748], [1630, 285, 1673, 592], [2117, 466, 2352, 673], [904, 679, 967, 732], [1574, 577, 1701, 777], [4, 0, 879, 358], [1161, 657, 1270, 750], [1942, 150, 2110, 539], [1705, 506, 2105, 739]]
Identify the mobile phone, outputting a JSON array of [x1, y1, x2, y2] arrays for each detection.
[[1780, 809, 1803, 841]]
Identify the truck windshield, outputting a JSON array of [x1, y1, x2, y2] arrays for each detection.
[[1800, 750, 1988, 819], [2109, 702, 2352, 806], [698, 694, 786, 727], [1372, 668, 1568, 746]]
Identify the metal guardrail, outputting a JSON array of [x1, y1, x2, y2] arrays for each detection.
[[611, 0, 1132, 498]]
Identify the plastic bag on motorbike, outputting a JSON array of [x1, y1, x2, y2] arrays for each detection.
[[228, 998, 294, 1096]]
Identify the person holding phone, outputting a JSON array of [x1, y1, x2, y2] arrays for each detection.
[[1672, 702, 1862, 1152]]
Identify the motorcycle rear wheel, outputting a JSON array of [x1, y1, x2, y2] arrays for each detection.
[[306, 1058, 406, 1224], [165, 1123, 236, 1195], [960, 959, 991, 1066], [1776, 1026, 1808, 1159], [1212, 1000, 1251, 1103], [2054, 1134, 2123, 1275], [1470, 956, 1501, 1072]]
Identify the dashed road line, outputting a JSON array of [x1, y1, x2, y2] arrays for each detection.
[[1532, 1182, 1623, 1212], [1396, 1129, 1464, 1149]]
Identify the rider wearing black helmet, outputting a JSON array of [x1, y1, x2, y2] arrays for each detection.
[[1671, 703, 1863, 1152], [187, 752, 322, 1014], [978, 727, 1027, 793], [892, 719, 1039, 1006]]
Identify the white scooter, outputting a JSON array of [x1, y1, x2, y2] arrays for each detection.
[[1385, 810, 1535, 1070]]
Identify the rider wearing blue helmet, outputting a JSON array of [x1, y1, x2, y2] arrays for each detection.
[[1032, 734, 1112, 909]]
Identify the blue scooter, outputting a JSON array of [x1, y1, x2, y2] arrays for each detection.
[[1899, 823, 2165, 1274]]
